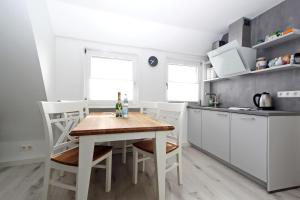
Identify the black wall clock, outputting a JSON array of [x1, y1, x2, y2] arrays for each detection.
[[148, 56, 158, 67]]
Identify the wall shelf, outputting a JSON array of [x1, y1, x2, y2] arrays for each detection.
[[203, 77, 225, 82], [250, 64, 300, 74], [203, 64, 300, 82], [252, 29, 300, 49]]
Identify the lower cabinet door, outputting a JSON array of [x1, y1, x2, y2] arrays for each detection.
[[202, 110, 230, 162], [188, 109, 202, 148], [230, 114, 267, 181]]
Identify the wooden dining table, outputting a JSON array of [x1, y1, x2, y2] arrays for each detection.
[[70, 112, 174, 200]]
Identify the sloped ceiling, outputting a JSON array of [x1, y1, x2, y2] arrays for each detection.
[[54, 0, 285, 33], [47, 0, 284, 55], [0, 0, 47, 142]]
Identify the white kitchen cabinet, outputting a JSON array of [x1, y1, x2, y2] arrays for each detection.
[[187, 109, 202, 148], [202, 110, 230, 162], [193, 108, 300, 191], [230, 114, 267, 181], [268, 116, 300, 191]]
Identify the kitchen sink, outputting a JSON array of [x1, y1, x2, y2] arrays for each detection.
[[228, 107, 253, 111], [201, 106, 255, 111]]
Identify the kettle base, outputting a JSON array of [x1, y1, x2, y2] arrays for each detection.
[[257, 107, 274, 110]]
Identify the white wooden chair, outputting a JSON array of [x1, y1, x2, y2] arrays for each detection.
[[58, 100, 89, 117], [132, 102, 185, 185], [59, 99, 114, 149], [122, 101, 158, 164], [39, 101, 112, 200]]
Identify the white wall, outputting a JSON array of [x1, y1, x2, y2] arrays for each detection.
[[26, 0, 56, 100], [54, 36, 204, 144], [0, 0, 48, 164], [54, 36, 204, 102]]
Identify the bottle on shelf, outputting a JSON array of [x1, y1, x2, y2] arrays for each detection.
[[122, 94, 129, 118], [115, 92, 123, 117]]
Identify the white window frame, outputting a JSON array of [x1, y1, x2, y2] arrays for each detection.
[[166, 58, 201, 103], [84, 49, 138, 107]]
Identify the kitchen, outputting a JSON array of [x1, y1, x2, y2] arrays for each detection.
[[1, 0, 300, 200], [189, 0, 300, 194]]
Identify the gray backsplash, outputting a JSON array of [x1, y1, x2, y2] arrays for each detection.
[[211, 0, 300, 111]]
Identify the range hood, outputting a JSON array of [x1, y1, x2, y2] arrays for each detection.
[[207, 18, 256, 78]]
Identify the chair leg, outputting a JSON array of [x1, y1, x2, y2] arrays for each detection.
[[105, 153, 112, 192], [132, 148, 138, 184], [142, 155, 146, 172], [42, 160, 51, 200], [122, 141, 127, 164], [177, 151, 183, 185]]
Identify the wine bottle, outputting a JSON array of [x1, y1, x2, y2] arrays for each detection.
[[115, 92, 123, 117]]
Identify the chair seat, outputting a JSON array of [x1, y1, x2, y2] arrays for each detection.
[[51, 146, 112, 166], [133, 140, 178, 154]]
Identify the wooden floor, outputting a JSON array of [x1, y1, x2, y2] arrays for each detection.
[[1, 146, 300, 200]]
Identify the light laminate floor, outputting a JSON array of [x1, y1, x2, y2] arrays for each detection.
[[0, 147, 300, 200]]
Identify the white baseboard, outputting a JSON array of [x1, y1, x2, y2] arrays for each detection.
[[0, 157, 44, 167], [0, 140, 190, 167], [0, 140, 46, 167]]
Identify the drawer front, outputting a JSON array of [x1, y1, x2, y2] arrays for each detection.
[[188, 109, 202, 148], [202, 110, 230, 162], [231, 114, 267, 181]]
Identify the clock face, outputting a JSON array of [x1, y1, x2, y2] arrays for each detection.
[[148, 56, 158, 67]]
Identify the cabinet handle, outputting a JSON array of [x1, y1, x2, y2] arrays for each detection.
[[217, 113, 228, 117], [240, 117, 255, 120]]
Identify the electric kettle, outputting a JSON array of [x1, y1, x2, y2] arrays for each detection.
[[253, 92, 273, 110]]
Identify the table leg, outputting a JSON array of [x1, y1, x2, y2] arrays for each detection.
[[154, 132, 167, 200], [76, 137, 94, 200]]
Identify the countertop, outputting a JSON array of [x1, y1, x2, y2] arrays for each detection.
[[187, 105, 300, 116]]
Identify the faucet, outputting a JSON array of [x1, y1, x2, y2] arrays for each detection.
[[205, 93, 219, 107]]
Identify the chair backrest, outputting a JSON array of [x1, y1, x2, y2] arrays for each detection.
[[156, 102, 185, 146], [139, 101, 158, 119], [59, 100, 89, 117], [39, 101, 86, 157]]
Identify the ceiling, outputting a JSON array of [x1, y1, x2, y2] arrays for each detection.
[[52, 0, 284, 33], [46, 0, 285, 55]]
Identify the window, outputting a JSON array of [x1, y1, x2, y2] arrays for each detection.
[[167, 64, 199, 102], [88, 56, 134, 101]]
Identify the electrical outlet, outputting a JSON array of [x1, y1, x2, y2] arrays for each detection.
[[293, 91, 300, 97], [21, 145, 27, 151], [277, 91, 284, 97], [278, 91, 300, 98], [20, 144, 32, 151]]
